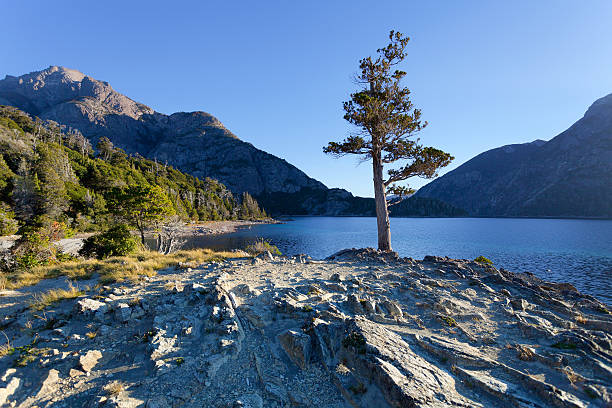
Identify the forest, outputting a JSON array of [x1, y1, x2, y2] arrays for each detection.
[[0, 106, 266, 267]]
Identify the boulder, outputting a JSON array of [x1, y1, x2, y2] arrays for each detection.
[[75, 298, 108, 320], [35, 369, 60, 399]]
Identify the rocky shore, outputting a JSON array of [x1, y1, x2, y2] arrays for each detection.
[[180, 220, 280, 236], [0, 248, 610, 407]]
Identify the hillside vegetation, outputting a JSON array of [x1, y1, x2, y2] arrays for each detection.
[[0, 105, 267, 279], [0, 105, 266, 234]]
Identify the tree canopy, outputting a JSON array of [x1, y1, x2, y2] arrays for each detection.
[[324, 31, 453, 251], [107, 185, 175, 244]]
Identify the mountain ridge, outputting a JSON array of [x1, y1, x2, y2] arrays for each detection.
[[415, 93, 612, 218], [0, 66, 338, 211]]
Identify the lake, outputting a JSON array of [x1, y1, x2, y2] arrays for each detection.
[[180, 217, 612, 303]]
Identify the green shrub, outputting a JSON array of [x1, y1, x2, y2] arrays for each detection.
[[474, 256, 493, 265], [13, 227, 55, 268], [79, 224, 138, 259], [0, 207, 19, 236], [245, 238, 281, 256]]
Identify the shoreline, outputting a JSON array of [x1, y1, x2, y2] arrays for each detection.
[[178, 218, 280, 236]]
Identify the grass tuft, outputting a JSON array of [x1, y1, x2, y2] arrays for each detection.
[[103, 380, 126, 397], [30, 282, 84, 311], [439, 315, 457, 327], [245, 238, 281, 256], [0, 331, 14, 357], [473, 256, 493, 265]]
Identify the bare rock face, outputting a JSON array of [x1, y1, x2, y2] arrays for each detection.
[[415, 93, 612, 217], [328, 318, 479, 407]]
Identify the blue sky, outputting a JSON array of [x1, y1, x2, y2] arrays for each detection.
[[3, 1, 612, 197]]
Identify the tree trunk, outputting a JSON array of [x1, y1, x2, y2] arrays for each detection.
[[138, 223, 145, 245], [372, 154, 392, 251]]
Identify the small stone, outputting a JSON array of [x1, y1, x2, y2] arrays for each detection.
[[75, 298, 108, 315], [234, 394, 263, 408], [330, 273, 342, 282], [79, 350, 103, 372], [114, 303, 131, 323], [69, 368, 85, 377]]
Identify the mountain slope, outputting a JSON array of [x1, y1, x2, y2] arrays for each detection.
[[415, 93, 612, 217], [0, 105, 267, 235], [0, 66, 366, 215]]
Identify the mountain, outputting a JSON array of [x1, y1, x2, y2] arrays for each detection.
[[415, 93, 612, 218], [0, 66, 365, 215]]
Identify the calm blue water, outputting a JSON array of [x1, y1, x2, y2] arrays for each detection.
[[183, 217, 612, 303]]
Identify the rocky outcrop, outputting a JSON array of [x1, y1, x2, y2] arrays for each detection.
[[1, 250, 609, 407], [415, 93, 612, 217]]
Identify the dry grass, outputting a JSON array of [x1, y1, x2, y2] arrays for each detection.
[[0, 331, 13, 357], [515, 344, 535, 361], [575, 315, 587, 325], [30, 282, 84, 311], [3, 249, 243, 290], [103, 380, 126, 396], [0, 273, 7, 291], [564, 367, 585, 386]]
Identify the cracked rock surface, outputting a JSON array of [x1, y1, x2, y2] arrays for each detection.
[[0, 248, 610, 407]]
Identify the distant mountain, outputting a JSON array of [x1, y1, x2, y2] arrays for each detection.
[[0, 66, 363, 215], [415, 93, 612, 218]]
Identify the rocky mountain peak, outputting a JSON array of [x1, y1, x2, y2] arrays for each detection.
[[0, 66, 153, 119], [584, 92, 612, 119]]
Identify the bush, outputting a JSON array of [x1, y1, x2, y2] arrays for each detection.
[[12, 227, 55, 268], [474, 255, 493, 265], [0, 210, 18, 236], [245, 238, 281, 256], [79, 224, 138, 259]]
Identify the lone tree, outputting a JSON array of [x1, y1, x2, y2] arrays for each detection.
[[324, 31, 453, 251]]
